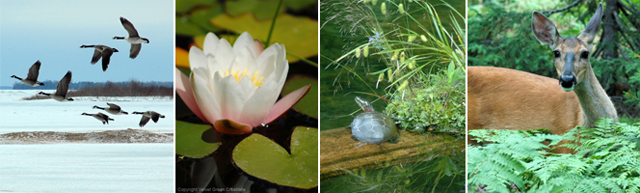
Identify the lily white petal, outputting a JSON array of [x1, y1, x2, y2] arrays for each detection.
[[213, 38, 235, 72], [203, 33, 219, 56], [176, 32, 309, 134]]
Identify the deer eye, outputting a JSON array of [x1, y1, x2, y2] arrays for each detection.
[[553, 50, 561, 58], [580, 51, 589, 59]]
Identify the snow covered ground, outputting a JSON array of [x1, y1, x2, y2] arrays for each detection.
[[0, 90, 175, 192]]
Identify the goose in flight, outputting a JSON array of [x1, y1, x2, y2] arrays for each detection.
[[93, 103, 128, 115], [82, 112, 114, 125], [39, 71, 73, 102], [132, 111, 165, 127], [80, 45, 119, 71], [11, 60, 44, 86], [113, 17, 149, 59]]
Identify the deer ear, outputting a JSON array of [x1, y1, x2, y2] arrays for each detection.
[[532, 12, 561, 47], [577, 3, 603, 45]]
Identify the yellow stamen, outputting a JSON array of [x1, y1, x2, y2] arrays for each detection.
[[251, 71, 259, 82], [234, 70, 241, 82], [221, 69, 265, 87], [241, 69, 248, 79], [255, 77, 264, 87]]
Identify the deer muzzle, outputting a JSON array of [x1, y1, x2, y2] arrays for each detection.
[[559, 52, 577, 91]]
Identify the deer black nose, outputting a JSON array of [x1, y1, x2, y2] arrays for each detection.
[[559, 74, 576, 89]]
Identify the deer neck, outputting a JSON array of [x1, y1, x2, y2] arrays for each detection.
[[573, 68, 618, 127]]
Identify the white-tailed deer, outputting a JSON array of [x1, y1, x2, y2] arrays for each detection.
[[468, 3, 617, 153]]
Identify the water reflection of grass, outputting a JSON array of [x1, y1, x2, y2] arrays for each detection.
[[320, 128, 465, 192], [321, 156, 465, 193]]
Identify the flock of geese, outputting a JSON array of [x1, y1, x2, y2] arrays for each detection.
[[10, 17, 164, 127], [82, 17, 150, 71], [83, 103, 165, 127]]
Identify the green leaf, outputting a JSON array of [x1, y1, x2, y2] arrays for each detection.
[[232, 126, 318, 189], [188, 7, 224, 33], [225, 0, 316, 19], [447, 61, 455, 78], [176, 121, 220, 158], [282, 75, 318, 118], [225, 0, 285, 20], [177, 66, 191, 76], [176, 0, 215, 14], [176, 18, 206, 36], [210, 13, 318, 63], [283, 0, 317, 11]]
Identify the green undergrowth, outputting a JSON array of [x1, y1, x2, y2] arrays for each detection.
[[468, 118, 640, 192], [385, 62, 465, 135]]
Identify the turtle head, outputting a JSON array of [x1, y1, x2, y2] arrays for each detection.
[[355, 96, 375, 112]]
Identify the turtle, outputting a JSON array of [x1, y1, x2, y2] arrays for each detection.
[[350, 96, 398, 144]]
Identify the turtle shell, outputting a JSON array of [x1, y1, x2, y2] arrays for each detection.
[[350, 111, 398, 144]]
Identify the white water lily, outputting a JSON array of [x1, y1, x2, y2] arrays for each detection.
[[176, 32, 309, 134]]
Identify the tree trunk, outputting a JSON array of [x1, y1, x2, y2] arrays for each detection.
[[600, 0, 619, 59]]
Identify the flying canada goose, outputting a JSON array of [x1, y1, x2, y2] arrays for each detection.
[[113, 17, 149, 59], [93, 103, 128, 115], [80, 45, 119, 71], [81, 112, 114, 125], [11, 60, 44, 87], [38, 71, 73, 102], [132, 111, 165, 127]]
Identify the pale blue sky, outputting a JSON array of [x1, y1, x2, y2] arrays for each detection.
[[0, 0, 174, 87]]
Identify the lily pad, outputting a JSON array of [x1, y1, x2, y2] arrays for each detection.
[[176, 0, 216, 14], [176, 1, 221, 37], [282, 75, 318, 118], [176, 121, 220, 158], [226, 0, 285, 20], [232, 126, 318, 189], [284, 0, 317, 11], [176, 18, 206, 36], [226, 0, 317, 20], [210, 13, 318, 63], [188, 7, 224, 33]]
